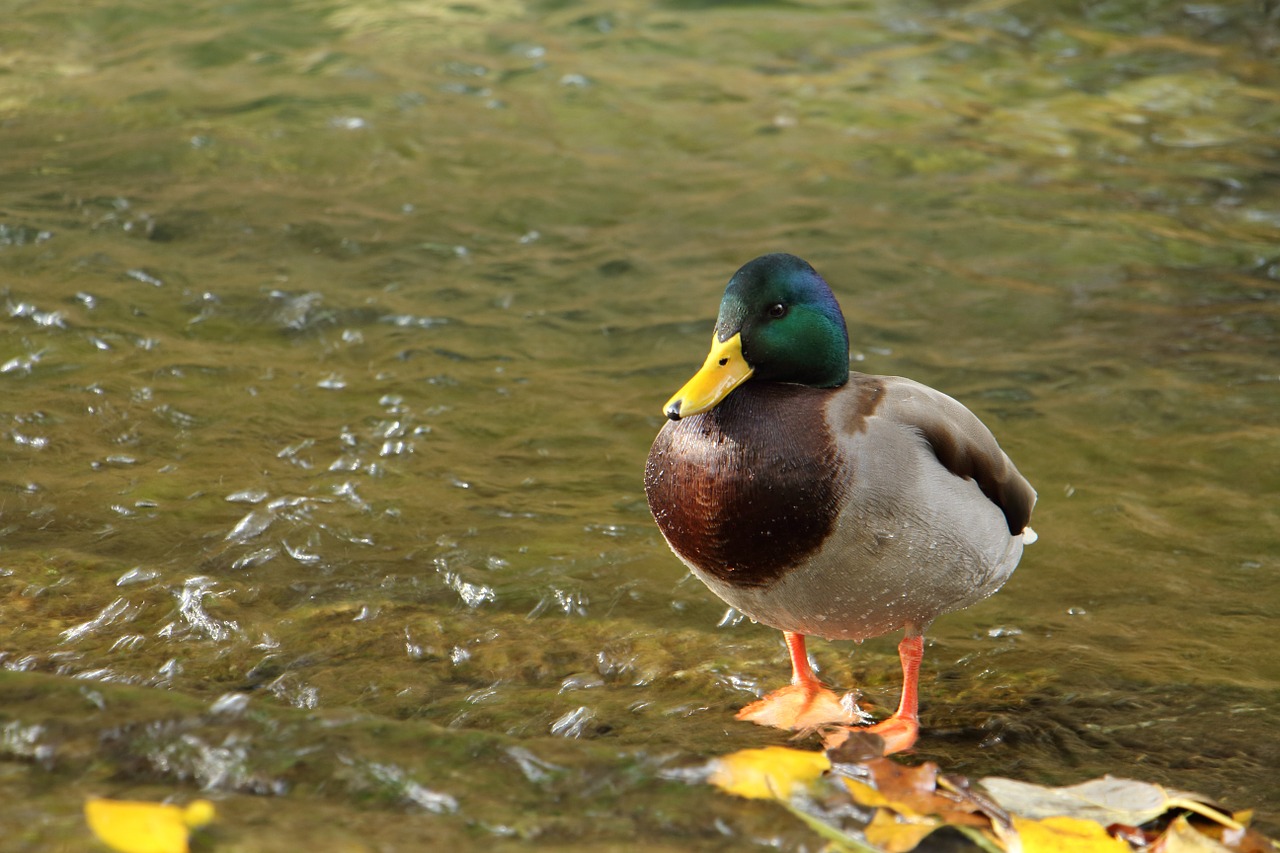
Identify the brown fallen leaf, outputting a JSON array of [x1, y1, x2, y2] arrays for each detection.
[[938, 774, 1014, 835], [837, 758, 988, 828]]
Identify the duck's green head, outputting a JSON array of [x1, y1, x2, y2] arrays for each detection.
[[664, 253, 850, 420]]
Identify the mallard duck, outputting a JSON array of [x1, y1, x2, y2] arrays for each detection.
[[643, 253, 1036, 754]]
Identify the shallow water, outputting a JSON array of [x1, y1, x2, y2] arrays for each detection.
[[2, 0, 1278, 848]]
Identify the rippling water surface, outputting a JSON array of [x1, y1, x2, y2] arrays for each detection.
[[2, 0, 1278, 848]]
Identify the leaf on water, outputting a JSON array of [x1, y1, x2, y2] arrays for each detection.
[[841, 758, 989, 828], [707, 745, 831, 801], [1155, 816, 1236, 853], [863, 807, 944, 853], [837, 757, 1002, 852], [704, 746, 1271, 853], [980, 775, 1242, 832], [84, 798, 215, 853], [981, 775, 1164, 826], [1001, 815, 1132, 853], [844, 776, 895, 810]]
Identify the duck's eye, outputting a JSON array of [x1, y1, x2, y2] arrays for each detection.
[[767, 303, 787, 319]]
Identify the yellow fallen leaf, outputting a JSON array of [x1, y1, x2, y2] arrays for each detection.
[[1155, 815, 1234, 852], [1006, 814, 1130, 853], [864, 807, 943, 853], [85, 797, 215, 853], [843, 777, 894, 810], [707, 746, 831, 800]]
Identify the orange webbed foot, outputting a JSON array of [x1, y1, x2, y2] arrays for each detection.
[[821, 713, 920, 755], [820, 633, 925, 755], [735, 682, 866, 731], [866, 714, 920, 754]]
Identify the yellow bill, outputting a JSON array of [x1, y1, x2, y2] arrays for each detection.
[[663, 332, 754, 420]]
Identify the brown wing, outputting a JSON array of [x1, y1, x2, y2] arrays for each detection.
[[868, 375, 1036, 535]]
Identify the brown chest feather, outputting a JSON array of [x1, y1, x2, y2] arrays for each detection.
[[643, 384, 846, 589]]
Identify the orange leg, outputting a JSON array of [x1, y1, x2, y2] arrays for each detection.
[[862, 633, 923, 754], [785, 631, 820, 688], [736, 632, 861, 730]]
